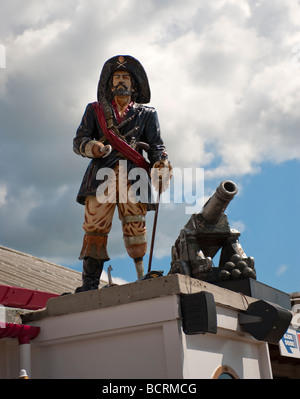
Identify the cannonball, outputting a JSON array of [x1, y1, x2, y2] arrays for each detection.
[[236, 260, 247, 271], [231, 254, 242, 264], [224, 261, 235, 271], [218, 270, 231, 281], [242, 267, 256, 279], [248, 257, 255, 269], [231, 268, 241, 279]]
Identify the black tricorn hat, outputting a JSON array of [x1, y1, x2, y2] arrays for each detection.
[[97, 55, 151, 104]]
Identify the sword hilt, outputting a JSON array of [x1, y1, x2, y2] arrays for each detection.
[[107, 265, 113, 286]]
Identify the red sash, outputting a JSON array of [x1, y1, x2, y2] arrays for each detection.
[[92, 102, 150, 173]]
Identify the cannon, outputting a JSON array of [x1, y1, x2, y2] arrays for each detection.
[[201, 180, 238, 224], [169, 180, 256, 283]]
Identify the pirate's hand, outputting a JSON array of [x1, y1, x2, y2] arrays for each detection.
[[153, 159, 173, 173], [99, 144, 112, 158], [151, 160, 173, 193], [92, 142, 112, 158]]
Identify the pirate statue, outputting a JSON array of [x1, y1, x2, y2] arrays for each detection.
[[73, 55, 171, 292]]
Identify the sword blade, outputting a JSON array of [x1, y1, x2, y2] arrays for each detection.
[[147, 188, 161, 273]]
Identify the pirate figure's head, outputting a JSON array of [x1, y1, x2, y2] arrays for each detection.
[[97, 55, 151, 104]]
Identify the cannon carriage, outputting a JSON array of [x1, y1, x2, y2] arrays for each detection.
[[169, 180, 256, 283]]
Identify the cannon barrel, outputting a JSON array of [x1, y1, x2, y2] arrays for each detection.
[[201, 180, 238, 224]]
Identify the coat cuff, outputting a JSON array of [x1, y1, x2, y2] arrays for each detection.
[[80, 140, 99, 158]]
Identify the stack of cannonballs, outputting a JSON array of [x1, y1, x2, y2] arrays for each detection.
[[219, 254, 256, 281]]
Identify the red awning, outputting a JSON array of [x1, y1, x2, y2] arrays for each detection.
[[0, 284, 58, 310], [0, 322, 40, 344]]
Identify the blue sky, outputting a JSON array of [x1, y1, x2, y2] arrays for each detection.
[[85, 159, 300, 294], [0, 0, 300, 295], [226, 160, 300, 293]]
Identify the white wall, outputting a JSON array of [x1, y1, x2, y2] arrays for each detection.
[[26, 294, 272, 379], [30, 295, 185, 379], [0, 278, 275, 379]]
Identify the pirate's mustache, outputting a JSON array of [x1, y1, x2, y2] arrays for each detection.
[[112, 83, 129, 90]]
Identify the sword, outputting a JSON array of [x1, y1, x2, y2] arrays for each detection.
[[147, 153, 168, 273], [147, 186, 162, 273]]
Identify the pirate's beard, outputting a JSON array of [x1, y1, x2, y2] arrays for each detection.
[[111, 83, 133, 97]]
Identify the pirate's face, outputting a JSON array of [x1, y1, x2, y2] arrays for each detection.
[[111, 71, 134, 97]]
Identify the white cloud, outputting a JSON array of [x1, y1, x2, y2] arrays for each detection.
[[147, 0, 300, 176], [276, 264, 288, 276], [1, 0, 300, 273], [0, 184, 7, 206], [101, 270, 128, 286], [230, 220, 246, 233]]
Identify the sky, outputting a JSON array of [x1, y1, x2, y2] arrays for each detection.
[[0, 0, 300, 294]]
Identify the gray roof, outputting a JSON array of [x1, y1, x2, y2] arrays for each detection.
[[0, 245, 98, 295]]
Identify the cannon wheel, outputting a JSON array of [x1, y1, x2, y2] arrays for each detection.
[[171, 260, 191, 276]]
